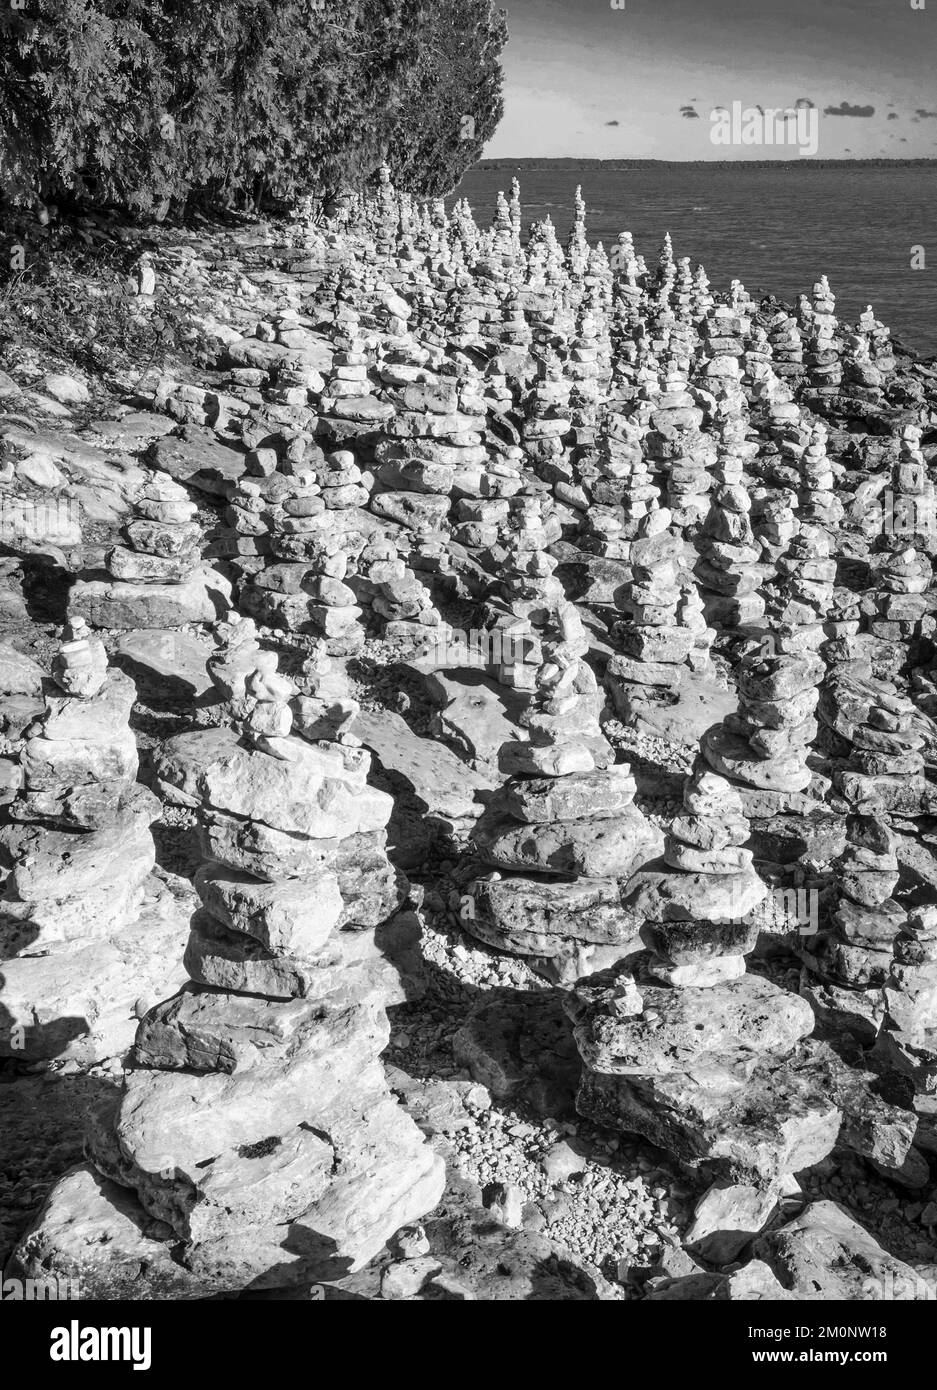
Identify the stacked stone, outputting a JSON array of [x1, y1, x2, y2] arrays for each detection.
[[293, 640, 362, 745], [474, 192, 522, 296], [655, 232, 677, 294], [605, 512, 704, 717], [497, 291, 532, 354], [690, 263, 715, 321], [643, 286, 677, 366], [482, 497, 615, 776], [677, 574, 719, 678], [888, 423, 936, 550], [451, 198, 482, 267], [609, 310, 643, 400], [873, 903, 937, 1152], [631, 327, 662, 400], [521, 347, 572, 481], [748, 355, 796, 424], [0, 622, 165, 1063], [317, 307, 396, 452], [531, 215, 567, 299], [611, 232, 646, 310], [362, 546, 446, 646], [206, 612, 265, 706], [857, 425, 935, 650], [583, 245, 614, 319], [819, 665, 927, 817], [742, 324, 773, 389], [508, 177, 523, 247], [862, 546, 932, 650], [694, 302, 750, 414], [857, 305, 897, 377], [797, 421, 844, 528], [767, 523, 837, 659], [36, 651, 445, 1295], [764, 310, 805, 385], [695, 482, 767, 629], [712, 408, 760, 488], [565, 302, 605, 418], [368, 334, 492, 639], [703, 644, 824, 814], [759, 398, 813, 492], [233, 465, 369, 656], [577, 401, 656, 559], [753, 488, 799, 567], [729, 277, 757, 318], [801, 814, 902, 1046], [71, 472, 230, 630], [671, 258, 696, 329], [445, 284, 486, 355], [802, 276, 843, 405], [565, 762, 843, 1185], [840, 328, 886, 406], [465, 757, 663, 983], [321, 307, 375, 400], [565, 186, 590, 286], [464, 517, 663, 977], [645, 360, 716, 527]]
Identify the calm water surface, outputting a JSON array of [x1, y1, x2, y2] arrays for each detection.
[[448, 165, 937, 355]]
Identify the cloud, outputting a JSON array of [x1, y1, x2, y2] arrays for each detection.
[[915, 108, 937, 118], [680, 104, 700, 119], [887, 112, 899, 120], [794, 98, 816, 109], [605, 119, 620, 126], [823, 101, 875, 117]]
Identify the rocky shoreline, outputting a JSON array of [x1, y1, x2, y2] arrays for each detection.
[[2, 172, 937, 1300]]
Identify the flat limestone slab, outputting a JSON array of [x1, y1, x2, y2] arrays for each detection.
[[116, 629, 216, 698], [0, 875, 192, 1064], [70, 566, 232, 630], [612, 671, 737, 749], [352, 709, 493, 821], [87, 412, 177, 444], [12, 1163, 208, 1300], [148, 429, 247, 496], [577, 1040, 843, 1184], [423, 669, 526, 769]]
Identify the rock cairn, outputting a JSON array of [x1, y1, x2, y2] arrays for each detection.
[[565, 761, 843, 1185], [819, 663, 928, 818], [38, 647, 445, 1295], [646, 362, 715, 529], [802, 813, 902, 1045], [0, 622, 168, 1063], [71, 472, 230, 630], [465, 758, 662, 983], [605, 512, 717, 729], [802, 276, 843, 405], [695, 481, 767, 630]]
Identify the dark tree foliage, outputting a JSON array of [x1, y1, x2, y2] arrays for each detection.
[[385, 0, 508, 198], [0, 0, 506, 214]]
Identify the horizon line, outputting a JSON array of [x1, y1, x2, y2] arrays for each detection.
[[474, 156, 937, 167]]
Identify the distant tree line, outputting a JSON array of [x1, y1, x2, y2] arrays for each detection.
[[0, 0, 506, 216]]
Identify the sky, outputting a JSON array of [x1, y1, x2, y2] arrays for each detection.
[[486, 0, 937, 159]]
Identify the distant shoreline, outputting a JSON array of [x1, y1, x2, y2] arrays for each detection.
[[474, 158, 937, 171]]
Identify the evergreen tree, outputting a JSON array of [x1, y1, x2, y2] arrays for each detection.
[[387, 0, 507, 198], [0, 0, 506, 215]]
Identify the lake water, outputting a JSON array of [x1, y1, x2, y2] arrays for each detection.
[[448, 164, 937, 356]]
